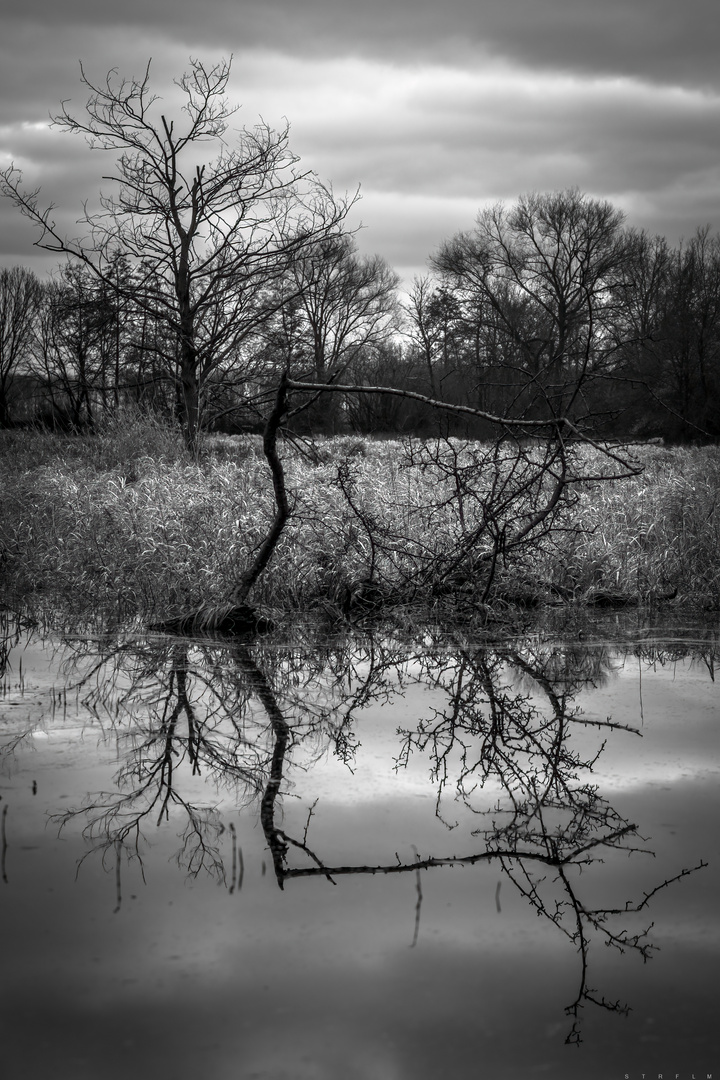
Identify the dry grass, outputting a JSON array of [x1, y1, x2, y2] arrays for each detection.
[[1, 413, 719, 623], [546, 444, 720, 602]]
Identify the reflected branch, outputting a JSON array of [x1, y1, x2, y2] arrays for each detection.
[[250, 630, 706, 1042], [411, 846, 423, 948], [1, 804, 8, 884], [18, 619, 712, 1046]]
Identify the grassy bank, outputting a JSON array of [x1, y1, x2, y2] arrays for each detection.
[[1, 412, 719, 624]]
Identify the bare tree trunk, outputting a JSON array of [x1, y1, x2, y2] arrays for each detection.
[[179, 353, 200, 451], [151, 375, 291, 634], [231, 375, 291, 604]]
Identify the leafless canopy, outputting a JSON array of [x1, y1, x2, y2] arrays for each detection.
[[0, 58, 354, 446]]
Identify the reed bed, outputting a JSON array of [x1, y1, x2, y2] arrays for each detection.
[[548, 445, 720, 601], [1, 413, 719, 622]]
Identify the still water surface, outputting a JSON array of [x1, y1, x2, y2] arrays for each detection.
[[1, 612, 718, 1080]]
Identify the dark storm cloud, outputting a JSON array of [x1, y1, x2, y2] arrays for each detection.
[[0, 24, 187, 124], [1, 2, 718, 279], [2, 0, 717, 88]]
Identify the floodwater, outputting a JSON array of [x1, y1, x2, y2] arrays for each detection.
[[1, 610, 718, 1080]]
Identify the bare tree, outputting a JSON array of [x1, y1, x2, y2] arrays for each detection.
[[0, 58, 354, 448], [31, 263, 120, 429], [430, 189, 632, 423], [0, 267, 42, 427], [284, 235, 400, 431], [603, 226, 720, 441]]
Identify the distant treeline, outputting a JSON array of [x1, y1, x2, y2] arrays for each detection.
[[2, 190, 718, 443]]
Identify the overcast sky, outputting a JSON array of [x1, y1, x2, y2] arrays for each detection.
[[1, 0, 719, 284]]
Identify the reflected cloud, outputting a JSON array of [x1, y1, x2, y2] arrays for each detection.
[[3, 610, 715, 1044]]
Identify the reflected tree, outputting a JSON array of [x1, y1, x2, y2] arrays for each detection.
[[249, 630, 707, 1043], [41, 623, 710, 1043]]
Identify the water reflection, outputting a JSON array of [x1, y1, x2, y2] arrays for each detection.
[[0, 608, 717, 1056]]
